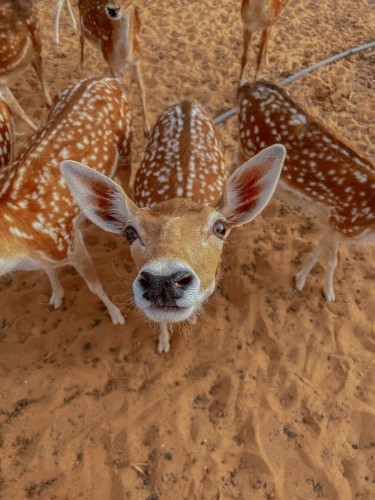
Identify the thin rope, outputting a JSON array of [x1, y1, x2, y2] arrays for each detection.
[[213, 40, 375, 126]]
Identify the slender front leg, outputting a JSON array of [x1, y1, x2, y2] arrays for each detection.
[[157, 322, 170, 353], [1, 85, 38, 131], [66, 0, 77, 30], [53, 0, 64, 45], [256, 28, 271, 76], [45, 268, 64, 308], [133, 62, 151, 137], [32, 55, 52, 107], [295, 236, 325, 292], [71, 229, 125, 325], [80, 34, 85, 69], [239, 28, 251, 82], [323, 240, 339, 302]]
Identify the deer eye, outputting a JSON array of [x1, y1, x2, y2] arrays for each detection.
[[212, 220, 227, 239], [124, 225, 138, 243]]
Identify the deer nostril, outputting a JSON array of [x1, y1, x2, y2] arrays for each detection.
[[107, 7, 120, 16], [174, 272, 193, 289], [139, 271, 152, 290]]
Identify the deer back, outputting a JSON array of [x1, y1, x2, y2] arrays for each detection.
[[0, 77, 132, 261], [237, 81, 375, 239], [134, 101, 227, 208]]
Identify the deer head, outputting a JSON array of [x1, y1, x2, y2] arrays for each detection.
[[61, 145, 285, 324], [105, 0, 132, 20]]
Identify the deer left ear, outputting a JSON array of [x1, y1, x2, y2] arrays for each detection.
[[217, 144, 286, 226]]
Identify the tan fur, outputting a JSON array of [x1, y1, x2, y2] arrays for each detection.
[[0, 100, 13, 169]]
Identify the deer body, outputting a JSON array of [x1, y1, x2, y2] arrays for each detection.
[[236, 80, 375, 300], [78, 0, 150, 135], [0, 77, 132, 324], [62, 102, 286, 353], [0, 0, 52, 131], [240, 0, 290, 79], [54, 0, 77, 45]]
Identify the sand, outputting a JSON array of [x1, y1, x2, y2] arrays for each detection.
[[0, 0, 374, 498]]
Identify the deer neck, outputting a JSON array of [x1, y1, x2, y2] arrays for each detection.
[[112, 6, 134, 56]]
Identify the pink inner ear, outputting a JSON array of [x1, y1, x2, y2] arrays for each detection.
[[233, 164, 263, 215], [90, 180, 118, 222]]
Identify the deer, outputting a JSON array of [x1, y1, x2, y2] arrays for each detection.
[[54, 0, 78, 45], [61, 100, 286, 353], [239, 0, 291, 81], [0, 100, 14, 169], [78, 0, 150, 136], [234, 80, 375, 301], [0, 0, 52, 131], [0, 77, 132, 325]]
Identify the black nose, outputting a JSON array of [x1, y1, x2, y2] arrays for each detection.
[[139, 271, 194, 306], [106, 6, 121, 17]]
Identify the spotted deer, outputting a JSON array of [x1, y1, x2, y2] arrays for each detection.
[[240, 0, 290, 80], [235, 80, 375, 301], [78, 0, 150, 136], [0, 100, 14, 169], [61, 101, 285, 353], [0, 77, 132, 324], [0, 0, 52, 131], [54, 0, 78, 45]]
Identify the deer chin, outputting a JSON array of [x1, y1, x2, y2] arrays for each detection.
[[141, 304, 197, 324]]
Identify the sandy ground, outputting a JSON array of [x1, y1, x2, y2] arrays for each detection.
[[0, 0, 375, 498]]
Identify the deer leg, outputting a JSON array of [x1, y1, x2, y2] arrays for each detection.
[[295, 236, 325, 292], [133, 62, 151, 138], [71, 229, 125, 325], [66, 0, 77, 30], [262, 27, 273, 66], [255, 28, 270, 76], [239, 29, 251, 82], [32, 55, 52, 107], [157, 322, 170, 353], [53, 0, 64, 44], [322, 240, 339, 302], [80, 34, 85, 69], [0, 84, 38, 131], [45, 268, 64, 308]]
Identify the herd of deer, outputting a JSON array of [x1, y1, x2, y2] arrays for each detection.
[[0, 0, 373, 353]]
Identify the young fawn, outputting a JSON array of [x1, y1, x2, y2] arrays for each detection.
[[0, 77, 132, 324], [0, 100, 14, 169], [54, 0, 78, 45], [235, 80, 375, 301], [240, 0, 290, 80], [61, 101, 286, 353], [0, 0, 52, 131], [78, 0, 150, 136]]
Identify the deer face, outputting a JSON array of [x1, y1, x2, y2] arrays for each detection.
[[61, 145, 286, 324], [105, 0, 132, 20]]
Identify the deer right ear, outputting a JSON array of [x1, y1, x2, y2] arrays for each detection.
[[217, 144, 286, 226], [60, 160, 138, 234]]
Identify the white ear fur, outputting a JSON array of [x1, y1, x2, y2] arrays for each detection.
[[60, 160, 137, 234], [219, 144, 286, 226]]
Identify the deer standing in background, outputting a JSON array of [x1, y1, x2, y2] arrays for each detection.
[[240, 0, 290, 80], [62, 101, 285, 353], [78, 0, 150, 136], [54, 0, 78, 45], [235, 80, 375, 301], [0, 100, 14, 169], [0, 0, 52, 131], [0, 77, 132, 325]]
